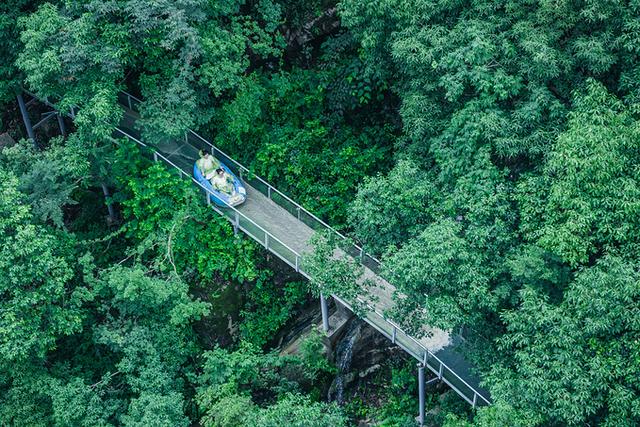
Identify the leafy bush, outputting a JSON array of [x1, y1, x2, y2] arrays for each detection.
[[240, 271, 307, 348]]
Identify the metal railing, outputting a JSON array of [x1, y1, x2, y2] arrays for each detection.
[[116, 91, 490, 407], [334, 294, 490, 406], [118, 90, 382, 273], [113, 127, 305, 275], [27, 89, 490, 407]]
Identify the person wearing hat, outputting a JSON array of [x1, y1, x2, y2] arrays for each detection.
[[196, 150, 220, 179]]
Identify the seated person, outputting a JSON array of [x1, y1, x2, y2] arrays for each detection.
[[211, 168, 235, 194], [196, 150, 220, 179]]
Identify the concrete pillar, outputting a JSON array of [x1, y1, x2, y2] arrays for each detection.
[[418, 363, 425, 426], [320, 293, 330, 332], [17, 94, 36, 144]]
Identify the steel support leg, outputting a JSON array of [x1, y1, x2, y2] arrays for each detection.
[[320, 293, 329, 332], [101, 183, 116, 222], [57, 113, 66, 137], [17, 94, 36, 144], [418, 364, 425, 426], [233, 212, 239, 235]]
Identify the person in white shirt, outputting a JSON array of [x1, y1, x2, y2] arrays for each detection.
[[196, 150, 220, 179], [211, 168, 234, 194]]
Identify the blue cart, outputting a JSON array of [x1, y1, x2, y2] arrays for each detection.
[[193, 162, 247, 207]]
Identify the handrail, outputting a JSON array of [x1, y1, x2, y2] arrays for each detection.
[[339, 294, 491, 406], [187, 129, 362, 245], [118, 91, 491, 406], [119, 90, 382, 267], [185, 129, 494, 403], [113, 127, 304, 270], [29, 88, 490, 407], [114, 117, 490, 406]]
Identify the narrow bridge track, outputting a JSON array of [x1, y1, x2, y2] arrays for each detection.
[[23, 90, 492, 413]]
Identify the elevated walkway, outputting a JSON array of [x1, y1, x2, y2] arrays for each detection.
[[25, 90, 491, 413]]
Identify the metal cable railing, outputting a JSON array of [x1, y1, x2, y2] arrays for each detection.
[[118, 91, 382, 273], [26, 89, 490, 407], [113, 127, 305, 274], [116, 91, 490, 407], [334, 293, 490, 406]]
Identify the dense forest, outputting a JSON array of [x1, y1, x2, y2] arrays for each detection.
[[1, 0, 639, 426]]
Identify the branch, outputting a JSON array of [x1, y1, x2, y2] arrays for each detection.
[[165, 218, 181, 276], [164, 213, 193, 276], [89, 371, 121, 389]]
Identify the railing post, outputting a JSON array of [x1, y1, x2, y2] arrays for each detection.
[[418, 364, 425, 426], [472, 392, 477, 408], [320, 293, 329, 332], [265, 233, 269, 249], [438, 362, 444, 379], [295, 256, 300, 272], [392, 326, 397, 344], [127, 95, 132, 110], [233, 212, 239, 235], [16, 93, 36, 144], [296, 207, 301, 220], [153, 152, 158, 162], [267, 186, 272, 199], [206, 192, 211, 205]]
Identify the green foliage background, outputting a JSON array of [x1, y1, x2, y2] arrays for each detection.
[[1, 0, 640, 425]]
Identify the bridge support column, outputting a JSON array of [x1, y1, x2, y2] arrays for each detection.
[[418, 363, 425, 426], [57, 113, 66, 137], [17, 93, 36, 145], [101, 182, 116, 223], [320, 293, 329, 332]]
